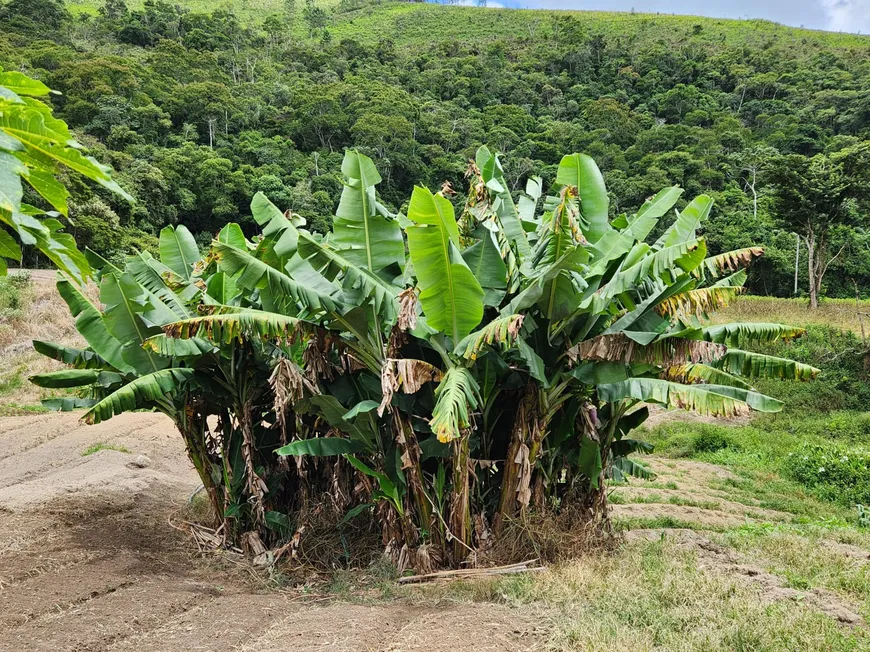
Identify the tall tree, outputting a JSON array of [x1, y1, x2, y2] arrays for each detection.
[[768, 152, 864, 308], [731, 145, 778, 220]]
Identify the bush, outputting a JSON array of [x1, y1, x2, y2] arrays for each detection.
[[692, 428, 739, 453], [857, 504, 870, 528], [0, 271, 31, 322], [644, 423, 746, 459], [749, 325, 870, 414], [782, 442, 870, 506], [753, 410, 870, 443]]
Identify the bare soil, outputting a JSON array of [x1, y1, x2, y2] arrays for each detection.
[[0, 412, 537, 652]]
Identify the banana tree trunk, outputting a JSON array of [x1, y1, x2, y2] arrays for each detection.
[[449, 435, 472, 563], [577, 470, 609, 530], [493, 388, 538, 536], [176, 411, 222, 525], [392, 411, 435, 546]]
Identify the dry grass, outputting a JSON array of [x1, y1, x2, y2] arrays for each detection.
[[711, 295, 870, 338], [411, 539, 868, 651], [0, 271, 89, 412], [481, 506, 618, 567], [407, 452, 870, 649], [723, 528, 870, 615]]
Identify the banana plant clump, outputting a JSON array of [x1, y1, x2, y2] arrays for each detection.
[[32, 148, 817, 569]]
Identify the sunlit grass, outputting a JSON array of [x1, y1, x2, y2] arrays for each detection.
[[723, 526, 870, 615], [609, 490, 723, 511], [59, 0, 870, 55], [713, 295, 870, 337], [81, 442, 132, 456]]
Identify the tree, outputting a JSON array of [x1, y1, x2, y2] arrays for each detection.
[[99, 0, 129, 21], [302, 0, 328, 34], [0, 0, 70, 31], [768, 152, 864, 308], [730, 145, 778, 220]]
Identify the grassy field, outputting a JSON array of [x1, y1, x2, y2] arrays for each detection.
[[64, 0, 284, 18], [713, 295, 870, 338], [411, 535, 870, 650], [328, 3, 870, 48], [61, 0, 870, 51]]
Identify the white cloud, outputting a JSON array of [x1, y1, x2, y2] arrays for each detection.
[[820, 0, 870, 33]]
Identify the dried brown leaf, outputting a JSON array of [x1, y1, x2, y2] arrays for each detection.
[[575, 333, 726, 367], [397, 288, 419, 332]]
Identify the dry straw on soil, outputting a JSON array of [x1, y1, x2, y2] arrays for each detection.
[[1, 272, 93, 411], [712, 295, 870, 338]]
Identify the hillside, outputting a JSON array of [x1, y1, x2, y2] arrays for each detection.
[[2, 270, 870, 649], [1, 0, 869, 300], [3, 3, 870, 644], [64, 0, 870, 48], [327, 4, 870, 47]]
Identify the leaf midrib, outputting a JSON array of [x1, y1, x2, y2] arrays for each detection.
[[171, 229, 192, 280], [358, 164, 374, 272], [2, 125, 106, 180], [116, 280, 159, 373], [546, 203, 567, 321], [434, 199, 460, 343]]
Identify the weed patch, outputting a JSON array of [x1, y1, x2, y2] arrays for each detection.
[[614, 515, 727, 532], [415, 539, 869, 650], [783, 443, 870, 507], [0, 365, 26, 397], [81, 443, 132, 456]]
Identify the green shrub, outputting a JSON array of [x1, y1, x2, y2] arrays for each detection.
[[645, 422, 753, 460], [782, 442, 870, 506], [0, 365, 26, 396], [0, 271, 31, 321], [749, 325, 870, 414], [692, 428, 739, 453], [753, 410, 870, 443]]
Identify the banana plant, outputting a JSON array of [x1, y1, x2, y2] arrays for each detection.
[[33, 148, 815, 570]]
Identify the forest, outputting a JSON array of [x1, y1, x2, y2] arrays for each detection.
[[1, 0, 869, 300]]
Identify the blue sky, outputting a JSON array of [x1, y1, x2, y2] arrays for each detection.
[[466, 0, 870, 34]]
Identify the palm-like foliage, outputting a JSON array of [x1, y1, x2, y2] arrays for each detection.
[[0, 69, 129, 280], [33, 148, 815, 568]]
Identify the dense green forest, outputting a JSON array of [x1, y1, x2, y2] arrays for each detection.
[[1, 0, 869, 297]]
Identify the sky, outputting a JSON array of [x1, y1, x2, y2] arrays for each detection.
[[468, 0, 870, 34]]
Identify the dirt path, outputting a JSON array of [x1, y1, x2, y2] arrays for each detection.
[[0, 412, 537, 652]]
